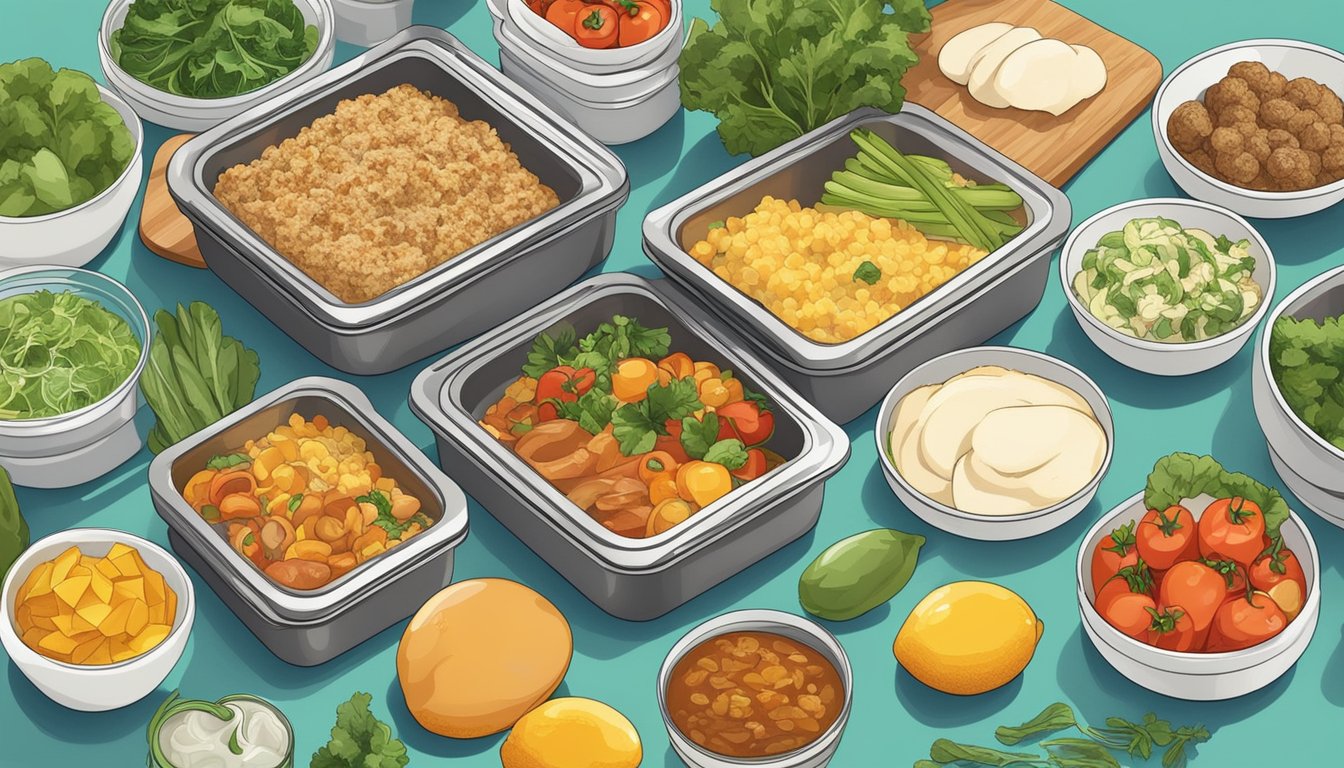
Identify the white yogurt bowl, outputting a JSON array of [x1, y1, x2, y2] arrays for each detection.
[[1076, 492, 1319, 701], [331, 0, 413, 47], [98, 0, 336, 132], [1153, 39, 1344, 218], [1, 528, 195, 711], [1060, 198, 1276, 376], [876, 346, 1114, 541], [0, 85, 143, 269]]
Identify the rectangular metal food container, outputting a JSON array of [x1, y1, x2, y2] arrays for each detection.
[[643, 105, 1071, 424], [409, 274, 850, 621], [168, 26, 629, 375], [148, 377, 469, 666]]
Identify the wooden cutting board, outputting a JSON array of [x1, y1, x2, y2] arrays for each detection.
[[139, 133, 205, 268], [905, 0, 1163, 187]]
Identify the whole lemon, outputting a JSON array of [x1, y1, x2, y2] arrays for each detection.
[[500, 697, 642, 768], [894, 581, 1043, 695]]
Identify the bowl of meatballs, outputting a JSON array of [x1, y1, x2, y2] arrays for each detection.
[[1154, 39, 1344, 218]]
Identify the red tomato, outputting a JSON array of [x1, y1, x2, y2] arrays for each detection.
[[1145, 606, 1202, 652], [730, 448, 768, 482], [525, 0, 556, 16], [1090, 521, 1137, 591], [1200, 556, 1249, 603], [1206, 592, 1289, 652], [574, 6, 619, 48], [1135, 504, 1198, 570], [1157, 561, 1226, 632], [544, 0, 588, 37], [1101, 590, 1157, 640], [1198, 497, 1266, 565], [1093, 560, 1153, 611], [716, 401, 774, 446], [1250, 546, 1308, 620], [654, 432, 690, 465], [617, 1, 666, 47]]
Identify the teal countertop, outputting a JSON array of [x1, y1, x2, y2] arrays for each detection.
[[2, 0, 1342, 765]]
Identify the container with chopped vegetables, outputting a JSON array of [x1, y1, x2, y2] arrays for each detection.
[[480, 314, 787, 538]]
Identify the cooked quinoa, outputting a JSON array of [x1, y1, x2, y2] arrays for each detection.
[[213, 84, 560, 303], [688, 196, 989, 343]]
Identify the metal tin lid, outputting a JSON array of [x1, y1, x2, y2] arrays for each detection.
[[168, 26, 629, 331], [148, 377, 469, 623], [642, 105, 1072, 373], [409, 273, 851, 574]]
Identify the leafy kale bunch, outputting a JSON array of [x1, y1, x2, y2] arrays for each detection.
[[311, 692, 409, 768], [110, 0, 319, 99], [1269, 313, 1344, 450], [680, 0, 931, 156], [0, 58, 135, 218], [0, 290, 141, 419]]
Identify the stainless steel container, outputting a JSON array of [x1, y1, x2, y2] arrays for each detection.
[[148, 377, 469, 666], [409, 274, 850, 621], [642, 105, 1072, 424], [168, 26, 629, 375]]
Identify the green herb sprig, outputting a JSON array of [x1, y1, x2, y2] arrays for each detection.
[[310, 692, 408, 768]]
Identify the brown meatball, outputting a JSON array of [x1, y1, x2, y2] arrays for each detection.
[[1187, 148, 1217, 175], [1248, 172, 1274, 191], [1209, 126, 1244, 153], [1285, 77, 1325, 109], [1246, 132, 1272, 162], [1287, 109, 1322, 135], [1315, 91, 1344, 124], [1217, 105, 1257, 127], [1266, 147, 1312, 179], [1267, 72, 1290, 100], [1260, 98, 1298, 128], [1228, 61, 1274, 96], [1215, 150, 1260, 184], [1330, 124, 1344, 147], [1267, 128, 1300, 150], [1300, 121, 1332, 152], [1327, 147, 1344, 174], [1168, 101, 1214, 151], [1206, 76, 1261, 114]]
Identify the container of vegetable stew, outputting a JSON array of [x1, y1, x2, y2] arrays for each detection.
[[167, 26, 629, 375], [410, 274, 850, 621], [642, 106, 1071, 424], [1253, 262, 1344, 519], [147, 377, 469, 666], [98, 0, 337, 132], [0, 267, 150, 489]]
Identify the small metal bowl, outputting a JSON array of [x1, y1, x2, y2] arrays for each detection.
[[875, 346, 1114, 541], [1076, 492, 1320, 700], [1059, 198, 1276, 376], [657, 609, 853, 768]]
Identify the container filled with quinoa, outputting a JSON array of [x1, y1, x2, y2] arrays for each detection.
[[643, 106, 1072, 424], [168, 27, 629, 375]]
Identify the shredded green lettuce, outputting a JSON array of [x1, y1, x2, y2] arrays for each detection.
[[1269, 313, 1344, 450], [1143, 452, 1290, 540]]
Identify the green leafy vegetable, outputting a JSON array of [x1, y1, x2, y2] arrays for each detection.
[[703, 438, 748, 470], [554, 389, 619, 435], [109, 0, 319, 100], [1269, 313, 1344, 450], [357, 490, 428, 541], [0, 58, 135, 218], [611, 377, 701, 456], [523, 326, 578, 378], [1143, 452, 1290, 541], [139, 302, 261, 454], [679, 413, 721, 459], [852, 261, 882, 285], [310, 692, 408, 768], [0, 290, 141, 419], [0, 466, 28, 584], [521, 315, 670, 384], [206, 453, 251, 471], [679, 0, 930, 157]]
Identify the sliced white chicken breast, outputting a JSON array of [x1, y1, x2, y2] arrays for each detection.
[[991, 38, 1078, 114], [951, 455, 1042, 516], [966, 27, 1043, 108], [938, 22, 1016, 86], [1043, 44, 1107, 116], [970, 404, 1107, 503]]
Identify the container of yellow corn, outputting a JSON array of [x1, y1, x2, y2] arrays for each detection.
[[146, 377, 469, 666], [643, 106, 1071, 424]]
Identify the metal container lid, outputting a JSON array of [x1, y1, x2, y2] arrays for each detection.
[[410, 273, 851, 574], [148, 377, 469, 624], [168, 26, 629, 331], [642, 105, 1071, 373]]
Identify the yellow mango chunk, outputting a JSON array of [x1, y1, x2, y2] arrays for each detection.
[[21, 626, 46, 648], [70, 635, 107, 665], [89, 570, 114, 604], [128, 624, 171, 655], [106, 543, 135, 561], [38, 631, 79, 656], [22, 562, 54, 599], [26, 592, 60, 618], [67, 564, 91, 580], [53, 576, 90, 608], [95, 558, 122, 582], [14, 603, 32, 632], [110, 552, 140, 579], [144, 570, 167, 606], [69, 611, 97, 635], [164, 588, 178, 622], [50, 547, 80, 583], [99, 599, 133, 637], [51, 613, 76, 636], [30, 614, 57, 632], [76, 602, 113, 629], [85, 642, 113, 666], [114, 576, 146, 602], [125, 599, 150, 636]]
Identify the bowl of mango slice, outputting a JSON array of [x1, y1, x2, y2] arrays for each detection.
[[1, 528, 194, 711]]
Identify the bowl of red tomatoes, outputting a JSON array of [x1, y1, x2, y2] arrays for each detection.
[[1077, 453, 1320, 700], [517, 0, 679, 63]]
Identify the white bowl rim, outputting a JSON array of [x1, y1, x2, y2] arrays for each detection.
[[1153, 38, 1344, 201], [1075, 489, 1322, 663], [98, 0, 336, 110], [874, 345, 1115, 524], [0, 266, 151, 429], [0, 84, 144, 225], [1258, 261, 1344, 462], [1059, 197, 1278, 352], [1, 527, 195, 672], [655, 608, 853, 766]]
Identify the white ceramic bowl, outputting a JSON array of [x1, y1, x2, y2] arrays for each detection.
[[494, 0, 684, 74], [1076, 492, 1319, 700], [331, 0, 413, 47], [0, 267, 151, 488], [98, 0, 336, 132], [1267, 446, 1344, 527], [657, 610, 852, 768], [1, 528, 195, 711], [1153, 39, 1344, 218], [875, 346, 1114, 541], [1252, 262, 1344, 507], [0, 85, 143, 269], [1060, 198, 1277, 376]]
